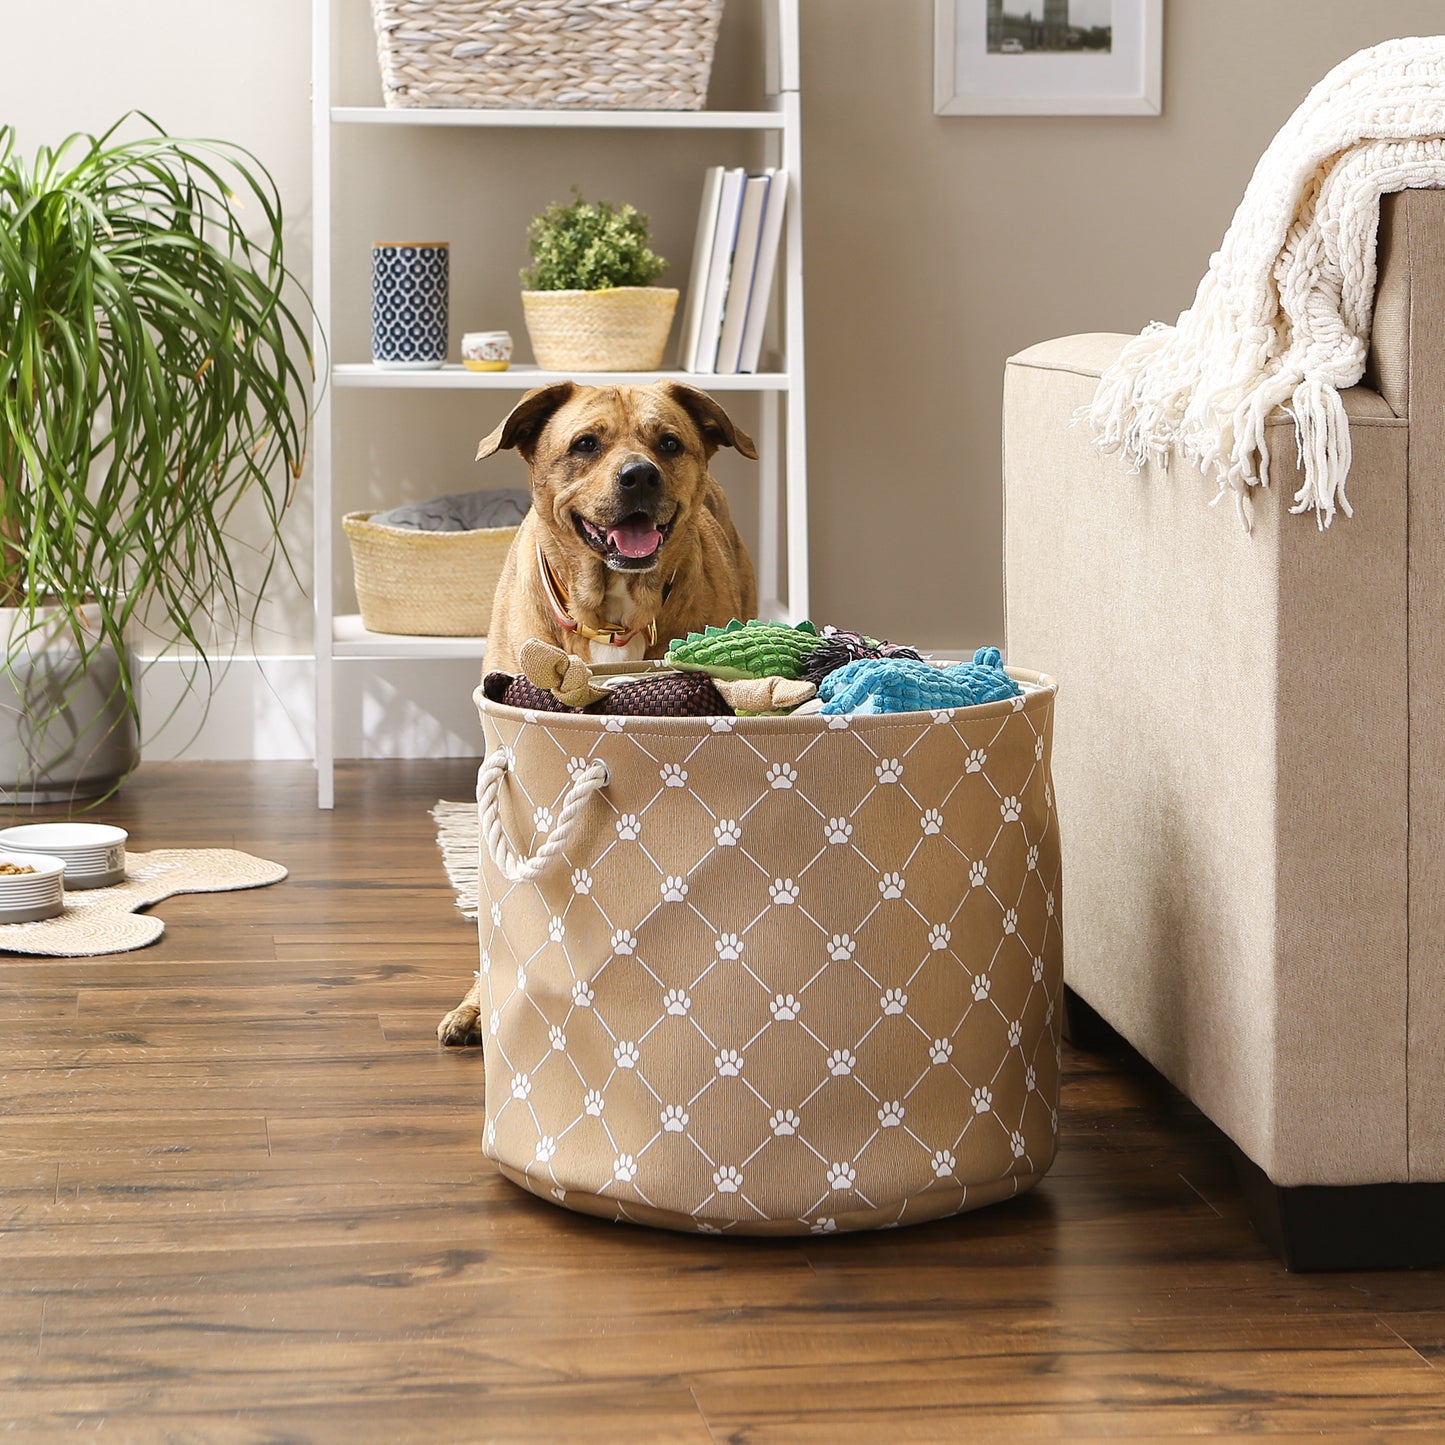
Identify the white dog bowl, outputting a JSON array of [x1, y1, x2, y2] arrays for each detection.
[[0, 823, 127, 889], [0, 850, 66, 922]]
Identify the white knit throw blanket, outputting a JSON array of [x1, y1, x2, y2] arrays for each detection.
[[1085, 36, 1445, 527]]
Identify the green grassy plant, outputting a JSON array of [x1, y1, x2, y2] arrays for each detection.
[[521, 188, 667, 291]]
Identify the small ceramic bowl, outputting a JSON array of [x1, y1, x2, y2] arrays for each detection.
[[461, 330, 513, 372], [0, 823, 127, 889], [0, 850, 66, 923]]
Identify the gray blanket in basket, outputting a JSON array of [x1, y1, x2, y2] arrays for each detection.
[[372, 488, 531, 533]]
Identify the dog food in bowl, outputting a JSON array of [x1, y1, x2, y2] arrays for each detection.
[[0, 823, 127, 889], [0, 850, 66, 922]]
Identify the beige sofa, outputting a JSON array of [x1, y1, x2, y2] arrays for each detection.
[[1003, 188, 1445, 1270]]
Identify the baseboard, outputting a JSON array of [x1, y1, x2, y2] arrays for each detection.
[[137, 654, 486, 761]]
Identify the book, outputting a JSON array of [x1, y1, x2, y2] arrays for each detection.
[[673, 165, 726, 372], [737, 168, 788, 375], [715, 173, 771, 375], [688, 166, 746, 374]]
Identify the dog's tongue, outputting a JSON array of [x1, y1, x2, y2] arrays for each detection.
[[607, 518, 663, 559]]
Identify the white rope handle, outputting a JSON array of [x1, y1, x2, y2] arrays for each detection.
[[477, 748, 610, 883]]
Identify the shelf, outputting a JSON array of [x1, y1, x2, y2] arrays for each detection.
[[332, 362, 791, 391], [332, 613, 487, 660], [332, 105, 785, 130]]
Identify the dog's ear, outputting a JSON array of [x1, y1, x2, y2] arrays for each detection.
[[660, 381, 759, 461], [476, 382, 577, 463]]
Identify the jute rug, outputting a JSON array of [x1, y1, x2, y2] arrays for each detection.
[[0, 849, 287, 957], [431, 801, 479, 920]]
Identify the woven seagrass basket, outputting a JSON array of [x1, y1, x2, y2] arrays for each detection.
[[343, 511, 515, 636], [521, 287, 679, 371], [371, 0, 725, 111]]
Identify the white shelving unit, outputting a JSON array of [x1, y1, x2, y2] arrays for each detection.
[[310, 0, 807, 807]]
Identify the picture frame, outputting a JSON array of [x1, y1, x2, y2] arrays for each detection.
[[934, 0, 1162, 116]]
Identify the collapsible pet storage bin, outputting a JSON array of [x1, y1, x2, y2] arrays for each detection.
[[371, 0, 725, 112], [473, 666, 1063, 1235], [343, 510, 514, 636]]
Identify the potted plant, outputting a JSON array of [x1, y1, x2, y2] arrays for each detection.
[[0, 115, 313, 802], [519, 189, 677, 372]]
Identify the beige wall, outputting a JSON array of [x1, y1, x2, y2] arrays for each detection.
[[8, 0, 1445, 720]]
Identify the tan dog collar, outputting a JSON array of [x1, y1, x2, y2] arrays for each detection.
[[536, 542, 673, 650]]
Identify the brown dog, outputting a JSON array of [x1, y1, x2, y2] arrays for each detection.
[[475, 379, 758, 675], [437, 379, 758, 1047]]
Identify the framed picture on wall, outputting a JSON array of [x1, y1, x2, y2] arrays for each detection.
[[934, 0, 1162, 115]]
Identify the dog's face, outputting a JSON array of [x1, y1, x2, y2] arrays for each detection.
[[477, 381, 757, 574]]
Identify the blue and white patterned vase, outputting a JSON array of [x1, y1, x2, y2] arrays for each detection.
[[371, 241, 450, 369]]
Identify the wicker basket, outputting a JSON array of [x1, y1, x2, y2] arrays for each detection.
[[521, 286, 679, 371], [343, 511, 515, 637], [371, 0, 725, 111]]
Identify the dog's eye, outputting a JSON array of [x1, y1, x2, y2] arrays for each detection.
[[658, 434, 683, 455], [570, 433, 600, 455]]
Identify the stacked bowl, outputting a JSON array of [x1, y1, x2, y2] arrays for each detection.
[[0, 851, 67, 922], [0, 823, 127, 890]]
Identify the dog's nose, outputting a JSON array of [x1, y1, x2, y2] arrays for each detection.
[[616, 460, 662, 499]]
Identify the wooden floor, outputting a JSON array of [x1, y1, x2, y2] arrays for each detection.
[[4, 760, 1445, 1441]]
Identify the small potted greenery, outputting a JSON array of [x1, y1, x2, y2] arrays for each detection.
[[0, 115, 312, 802], [519, 189, 676, 372]]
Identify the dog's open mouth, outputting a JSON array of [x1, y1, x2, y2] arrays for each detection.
[[574, 512, 670, 568]]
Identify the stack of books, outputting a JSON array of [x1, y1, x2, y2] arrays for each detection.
[[675, 165, 789, 375]]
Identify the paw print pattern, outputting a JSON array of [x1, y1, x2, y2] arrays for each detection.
[[510, 1072, 532, 1100], [929, 923, 952, 952], [488, 1009, 500, 1037], [827, 1162, 857, 1191], [929, 708, 954, 725], [566, 756, 590, 780], [1000, 796, 1021, 823], [715, 933, 743, 961], [714, 819, 741, 846], [661, 1104, 689, 1132], [769, 994, 801, 1021], [661, 875, 689, 902], [770, 878, 800, 905], [1002, 909, 1018, 936], [663, 988, 691, 1016], [879, 872, 905, 899], [770, 1109, 800, 1136], [968, 861, 988, 888], [827, 1049, 856, 1077], [877, 1101, 905, 1127], [615, 813, 641, 841], [660, 763, 688, 788], [603, 715, 627, 732], [611, 930, 636, 956], [697, 1221, 722, 1235], [584, 1090, 605, 1116], [535, 1136, 556, 1163], [572, 981, 594, 1008], [572, 867, 593, 895], [965, 748, 987, 774], [613, 1154, 638, 1183], [810, 1216, 838, 1234], [708, 715, 735, 732], [613, 1041, 640, 1069], [714, 1166, 743, 1193], [1026, 845, 1039, 872], [932, 1150, 957, 1178], [920, 808, 943, 835], [1047, 891, 1057, 918], [715, 1049, 743, 1077], [826, 714, 851, 730], [972, 1086, 994, 1114], [1035, 734, 1045, 761], [767, 762, 798, 790], [1011, 1130, 1028, 1159], [533, 805, 554, 833], [478, 951, 490, 976], [515, 965, 528, 994], [880, 987, 908, 1016], [549, 1025, 566, 1051], [971, 974, 991, 1002], [1032, 955, 1045, 984], [490, 901, 503, 927], [1007, 1019, 1023, 1048], [930, 1038, 953, 1065], [825, 817, 854, 845], [828, 934, 857, 961], [1026, 1064, 1038, 1092], [548, 915, 566, 942], [875, 758, 902, 784]]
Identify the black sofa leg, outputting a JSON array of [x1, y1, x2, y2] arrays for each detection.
[[1230, 1145, 1445, 1271]]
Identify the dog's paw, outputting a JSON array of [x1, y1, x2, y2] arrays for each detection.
[[436, 1004, 484, 1047]]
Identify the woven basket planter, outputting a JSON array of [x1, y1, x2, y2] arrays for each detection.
[[371, 0, 725, 111], [522, 287, 679, 371], [343, 511, 515, 636]]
